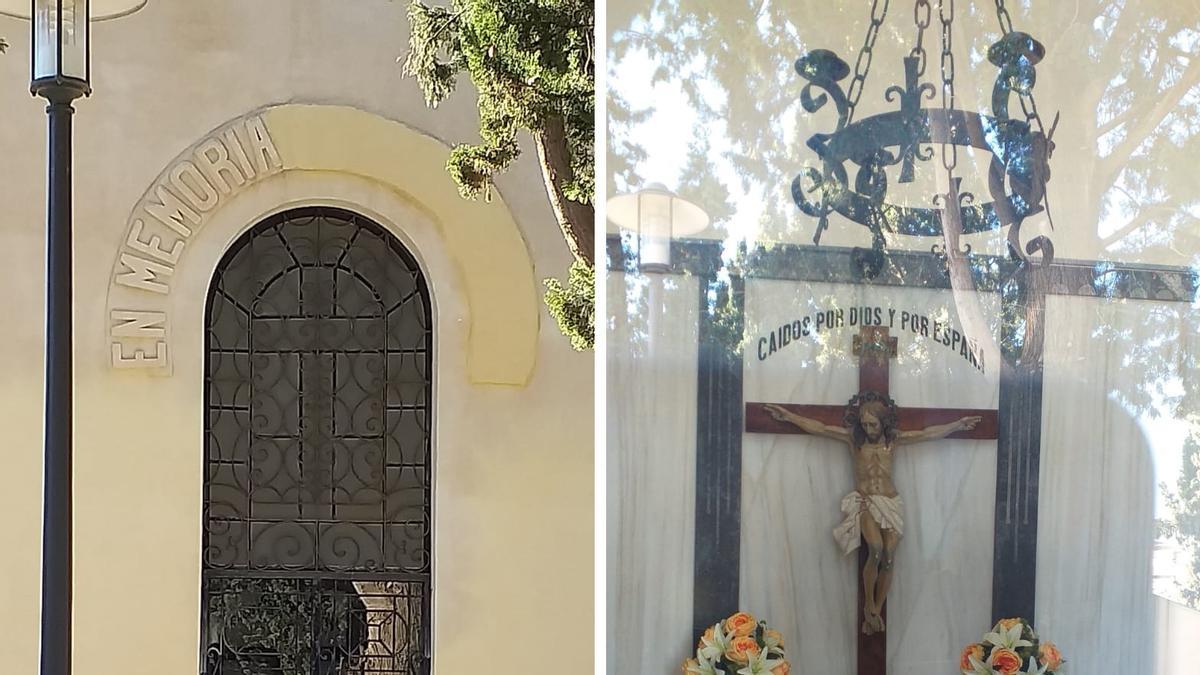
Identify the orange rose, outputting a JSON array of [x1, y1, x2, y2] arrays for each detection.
[[771, 661, 790, 675], [1038, 642, 1063, 670], [725, 612, 758, 637], [989, 648, 1022, 674], [997, 617, 1023, 632], [765, 629, 785, 647], [959, 644, 984, 670], [701, 625, 717, 647], [724, 636, 760, 663], [682, 658, 699, 674]]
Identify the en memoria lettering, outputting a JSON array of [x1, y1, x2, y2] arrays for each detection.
[[108, 113, 283, 371]]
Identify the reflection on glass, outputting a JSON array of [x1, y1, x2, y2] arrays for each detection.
[[608, 2, 1200, 674]]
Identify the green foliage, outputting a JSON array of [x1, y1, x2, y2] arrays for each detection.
[[403, 0, 594, 205], [1160, 428, 1200, 609], [544, 260, 595, 351], [405, 0, 596, 351], [205, 578, 366, 673], [676, 138, 736, 230]]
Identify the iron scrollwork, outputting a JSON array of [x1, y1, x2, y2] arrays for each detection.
[[792, 23, 1057, 277], [203, 207, 433, 675], [202, 578, 427, 675]]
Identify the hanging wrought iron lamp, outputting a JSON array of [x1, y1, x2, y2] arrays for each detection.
[[792, 0, 1057, 277]]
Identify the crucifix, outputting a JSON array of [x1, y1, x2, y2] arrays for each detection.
[[745, 325, 999, 675]]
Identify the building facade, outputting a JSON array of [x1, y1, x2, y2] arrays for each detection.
[[0, 2, 593, 674]]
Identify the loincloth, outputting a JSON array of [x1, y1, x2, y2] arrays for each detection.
[[833, 491, 904, 556]]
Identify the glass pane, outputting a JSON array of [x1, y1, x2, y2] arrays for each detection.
[[32, 0, 58, 80], [608, 2, 1200, 674], [33, 0, 87, 81], [61, 0, 86, 80]]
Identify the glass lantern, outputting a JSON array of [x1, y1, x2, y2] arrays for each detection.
[[608, 183, 710, 272], [31, 0, 89, 95]]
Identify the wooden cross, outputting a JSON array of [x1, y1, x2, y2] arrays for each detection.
[[745, 326, 999, 675]]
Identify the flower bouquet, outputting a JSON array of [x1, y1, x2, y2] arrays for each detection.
[[959, 617, 1064, 675], [681, 612, 790, 675]]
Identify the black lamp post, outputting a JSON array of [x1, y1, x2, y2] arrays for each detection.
[[30, 2, 89, 675]]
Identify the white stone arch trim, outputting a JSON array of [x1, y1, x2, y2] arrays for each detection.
[[105, 104, 538, 386]]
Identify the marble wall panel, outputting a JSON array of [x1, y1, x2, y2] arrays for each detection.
[[741, 279, 1000, 673], [1038, 296, 1199, 672], [607, 272, 701, 675], [1155, 597, 1200, 675]]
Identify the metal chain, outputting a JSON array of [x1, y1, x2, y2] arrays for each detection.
[[1019, 94, 1037, 124], [992, 1, 1050, 143], [990, 0, 1058, 233], [938, 0, 957, 172], [911, 0, 932, 76], [847, 0, 892, 122], [993, 0, 1014, 35]]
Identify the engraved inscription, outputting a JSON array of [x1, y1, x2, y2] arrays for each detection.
[[111, 310, 167, 338], [108, 113, 285, 370]]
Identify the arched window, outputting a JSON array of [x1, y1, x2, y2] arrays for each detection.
[[202, 207, 432, 675]]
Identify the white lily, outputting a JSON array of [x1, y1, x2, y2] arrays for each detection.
[[685, 650, 720, 675], [963, 655, 993, 675], [736, 648, 784, 675], [698, 623, 733, 662], [982, 623, 1033, 650], [1022, 656, 1049, 675]]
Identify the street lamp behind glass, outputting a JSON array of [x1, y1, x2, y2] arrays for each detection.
[[607, 183, 710, 273]]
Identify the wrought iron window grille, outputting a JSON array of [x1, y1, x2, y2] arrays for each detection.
[[202, 207, 433, 675]]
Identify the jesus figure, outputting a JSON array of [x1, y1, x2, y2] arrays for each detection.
[[763, 392, 981, 635]]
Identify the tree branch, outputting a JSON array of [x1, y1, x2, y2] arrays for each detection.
[[1100, 199, 1189, 247], [534, 115, 595, 266], [1097, 105, 1139, 137], [1096, 56, 1200, 189], [1101, 211, 1155, 247]]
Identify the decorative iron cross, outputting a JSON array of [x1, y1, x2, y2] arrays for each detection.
[[887, 56, 936, 183], [745, 326, 999, 675]]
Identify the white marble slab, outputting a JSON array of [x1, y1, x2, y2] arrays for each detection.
[[1155, 597, 1200, 675], [1036, 296, 1197, 672], [607, 272, 701, 675], [740, 279, 1000, 673]]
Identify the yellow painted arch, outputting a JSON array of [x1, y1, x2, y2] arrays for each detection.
[[263, 105, 537, 385]]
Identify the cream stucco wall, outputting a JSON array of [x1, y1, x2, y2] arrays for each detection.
[[0, 2, 592, 674]]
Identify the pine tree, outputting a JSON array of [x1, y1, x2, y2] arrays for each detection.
[[404, 0, 595, 350], [1162, 427, 1200, 608]]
